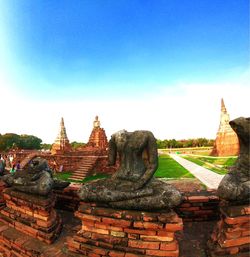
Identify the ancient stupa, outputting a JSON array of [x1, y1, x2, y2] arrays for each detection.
[[51, 117, 72, 154], [211, 99, 239, 156], [86, 116, 108, 149]]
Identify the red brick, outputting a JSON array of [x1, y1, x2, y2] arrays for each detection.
[[133, 221, 163, 230], [140, 234, 174, 242], [128, 233, 139, 240], [188, 196, 209, 202], [125, 253, 143, 257], [157, 231, 174, 237], [88, 253, 101, 257], [229, 247, 239, 255], [67, 238, 81, 250], [224, 231, 242, 239], [76, 212, 102, 222], [124, 228, 156, 236], [83, 225, 109, 235], [102, 217, 131, 227], [146, 249, 179, 256], [92, 246, 108, 255], [243, 207, 250, 215], [128, 239, 160, 249], [225, 216, 250, 225], [0, 225, 8, 233], [160, 240, 178, 251], [108, 250, 125, 257], [165, 223, 183, 232], [242, 230, 250, 236], [219, 236, 250, 248]]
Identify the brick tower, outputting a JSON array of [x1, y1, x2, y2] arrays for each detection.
[[211, 99, 239, 156], [51, 117, 72, 154], [86, 116, 108, 149]]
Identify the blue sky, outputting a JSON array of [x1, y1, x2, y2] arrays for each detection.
[[0, 0, 249, 143]]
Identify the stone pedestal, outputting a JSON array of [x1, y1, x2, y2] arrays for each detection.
[[0, 188, 62, 244], [208, 203, 250, 257], [68, 202, 183, 257]]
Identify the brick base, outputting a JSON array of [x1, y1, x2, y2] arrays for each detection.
[[0, 188, 62, 244], [0, 181, 6, 209], [68, 202, 183, 256], [207, 202, 250, 257]]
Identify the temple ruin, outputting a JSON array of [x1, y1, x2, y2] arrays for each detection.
[[211, 99, 239, 156]]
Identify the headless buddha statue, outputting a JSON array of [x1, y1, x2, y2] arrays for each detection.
[[3, 157, 69, 196], [217, 117, 250, 202], [78, 130, 182, 210]]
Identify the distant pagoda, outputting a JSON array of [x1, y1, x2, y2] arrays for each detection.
[[51, 117, 72, 154], [211, 99, 239, 156], [86, 116, 108, 149]]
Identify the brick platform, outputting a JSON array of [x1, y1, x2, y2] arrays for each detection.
[[68, 202, 183, 256], [0, 188, 62, 244], [54, 184, 81, 211], [207, 203, 250, 257], [0, 180, 6, 209], [176, 190, 220, 221]]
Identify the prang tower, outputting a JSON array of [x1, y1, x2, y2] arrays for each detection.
[[211, 99, 239, 156], [51, 117, 72, 154], [86, 116, 108, 149]]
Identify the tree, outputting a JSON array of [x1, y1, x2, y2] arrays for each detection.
[[0, 133, 42, 151], [71, 141, 86, 149]]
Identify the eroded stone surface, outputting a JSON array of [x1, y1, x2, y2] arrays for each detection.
[[78, 130, 182, 210], [217, 117, 250, 202], [2, 157, 69, 196]]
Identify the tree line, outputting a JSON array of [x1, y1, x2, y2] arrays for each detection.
[[0, 133, 42, 151], [156, 138, 215, 149], [0, 133, 214, 152]]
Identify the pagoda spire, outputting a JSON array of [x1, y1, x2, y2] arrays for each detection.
[[221, 98, 227, 113], [56, 117, 69, 142], [51, 117, 71, 154], [211, 99, 239, 156]]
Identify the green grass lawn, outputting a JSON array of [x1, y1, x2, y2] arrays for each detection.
[[54, 172, 109, 183], [54, 154, 193, 183], [182, 155, 237, 175], [154, 155, 194, 178]]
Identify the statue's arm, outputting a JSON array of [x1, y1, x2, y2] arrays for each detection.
[[135, 132, 158, 189]]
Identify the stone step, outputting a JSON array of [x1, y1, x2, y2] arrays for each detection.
[[71, 171, 88, 175], [77, 165, 93, 168], [70, 177, 85, 181]]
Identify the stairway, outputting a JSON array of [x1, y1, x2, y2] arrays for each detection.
[[70, 156, 98, 181]]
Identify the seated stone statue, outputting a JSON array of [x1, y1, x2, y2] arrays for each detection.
[[217, 117, 250, 202], [2, 157, 69, 196], [78, 130, 182, 210]]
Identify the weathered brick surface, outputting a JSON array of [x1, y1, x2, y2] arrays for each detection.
[[175, 191, 220, 221], [207, 203, 250, 257], [68, 202, 183, 256], [0, 188, 62, 244]]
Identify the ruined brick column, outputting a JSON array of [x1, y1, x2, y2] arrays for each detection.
[[208, 202, 250, 257], [0, 188, 62, 244], [68, 202, 183, 257]]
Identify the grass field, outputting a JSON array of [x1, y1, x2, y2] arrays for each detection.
[[54, 172, 109, 183], [182, 155, 237, 175], [154, 155, 194, 178], [54, 154, 194, 182]]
